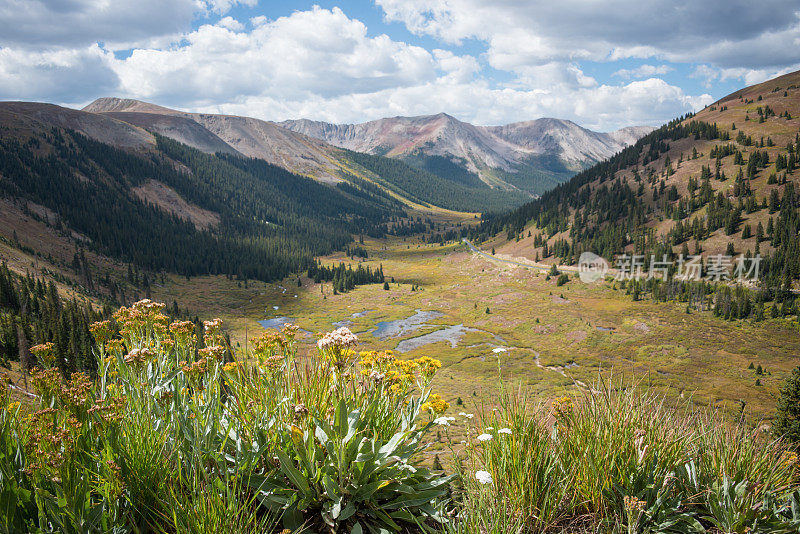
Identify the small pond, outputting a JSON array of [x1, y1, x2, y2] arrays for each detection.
[[395, 324, 480, 353], [372, 310, 444, 340]]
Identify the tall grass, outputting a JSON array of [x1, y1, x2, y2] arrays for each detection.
[[448, 377, 800, 533]]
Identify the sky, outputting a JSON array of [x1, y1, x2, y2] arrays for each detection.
[[1, 1, 799, 131]]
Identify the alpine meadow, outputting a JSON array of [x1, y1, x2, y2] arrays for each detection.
[[1, 2, 800, 533]]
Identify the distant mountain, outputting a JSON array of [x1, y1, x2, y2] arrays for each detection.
[[83, 97, 347, 183], [280, 114, 653, 193], [79, 98, 535, 211], [0, 99, 529, 213]]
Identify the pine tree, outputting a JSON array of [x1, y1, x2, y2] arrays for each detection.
[[775, 367, 800, 446]]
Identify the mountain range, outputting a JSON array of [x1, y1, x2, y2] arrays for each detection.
[[80, 97, 651, 195], [280, 114, 652, 192]]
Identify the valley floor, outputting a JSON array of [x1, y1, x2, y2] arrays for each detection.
[[151, 236, 800, 426]]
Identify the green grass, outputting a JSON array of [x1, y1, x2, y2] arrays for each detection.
[[150, 237, 800, 427]]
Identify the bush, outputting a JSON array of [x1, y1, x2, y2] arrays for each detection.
[[0, 300, 451, 533], [775, 367, 800, 447]]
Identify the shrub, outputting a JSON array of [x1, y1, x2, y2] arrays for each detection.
[[0, 300, 451, 533], [775, 367, 800, 447]]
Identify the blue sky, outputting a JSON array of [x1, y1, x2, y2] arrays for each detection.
[[1, 0, 798, 131]]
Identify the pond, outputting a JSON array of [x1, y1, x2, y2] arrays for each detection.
[[395, 324, 480, 353], [258, 317, 295, 329], [372, 310, 444, 340]]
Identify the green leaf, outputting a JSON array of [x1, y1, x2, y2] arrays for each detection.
[[275, 450, 311, 496]]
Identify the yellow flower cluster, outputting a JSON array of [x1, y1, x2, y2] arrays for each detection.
[[203, 318, 224, 345], [59, 372, 93, 411], [358, 352, 442, 387], [89, 320, 114, 345], [222, 361, 242, 374], [113, 299, 168, 331], [553, 396, 575, 419], [105, 339, 126, 355], [198, 345, 226, 362], [169, 320, 196, 345], [420, 393, 450, 414], [252, 330, 290, 359], [30, 367, 61, 403], [124, 347, 155, 367], [623, 495, 647, 513], [30, 342, 55, 368], [415, 356, 442, 380]]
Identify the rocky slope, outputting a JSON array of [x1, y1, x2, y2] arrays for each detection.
[[280, 113, 653, 187], [84, 98, 346, 182]]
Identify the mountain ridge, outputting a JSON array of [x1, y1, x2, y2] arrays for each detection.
[[82, 97, 652, 195], [474, 68, 800, 299], [280, 113, 654, 190]]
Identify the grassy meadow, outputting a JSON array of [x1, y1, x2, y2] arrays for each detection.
[[150, 235, 800, 424]]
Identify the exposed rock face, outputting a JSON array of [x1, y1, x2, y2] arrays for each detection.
[[281, 113, 654, 180], [83, 98, 345, 182]]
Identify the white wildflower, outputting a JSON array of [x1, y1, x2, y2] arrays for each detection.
[[434, 416, 455, 426], [498, 428, 512, 435], [317, 327, 358, 350], [459, 412, 474, 419], [492, 347, 507, 353], [477, 433, 493, 442], [475, 470, 493, 484], [485, 427, 494, 431]]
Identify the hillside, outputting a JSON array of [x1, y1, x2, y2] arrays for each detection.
[[84, 97, 348, 183], [0, 117, 409, 284], [280, 113, 653, 194], [475, 69, 800, 308], [79, 98, 531, 212]]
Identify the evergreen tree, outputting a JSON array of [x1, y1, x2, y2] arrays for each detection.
[[775, 367, 800, 447]]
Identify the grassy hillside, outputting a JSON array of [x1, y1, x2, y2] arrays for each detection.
[[0, 125, 408, 283], [474, 70, 800, 316]]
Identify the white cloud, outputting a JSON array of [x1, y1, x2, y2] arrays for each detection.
[[191, 73, 710, 131], [0, 0, 197, 49], [110, 7, 438, 104], [376, 0, 800, 72], [217, 16, 244, 32], [613, 65, 673, 79], [0, 0, 258, 50], [0, 3, 739, 130], [692, 63, 800, 90], [0, 45, 118, 103]]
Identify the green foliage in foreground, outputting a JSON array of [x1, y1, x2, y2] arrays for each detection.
[[2, 301, 800, 533], [775, 366, 800, 447], [444, 383, 800, 533], [0, 300, 451, 533]]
